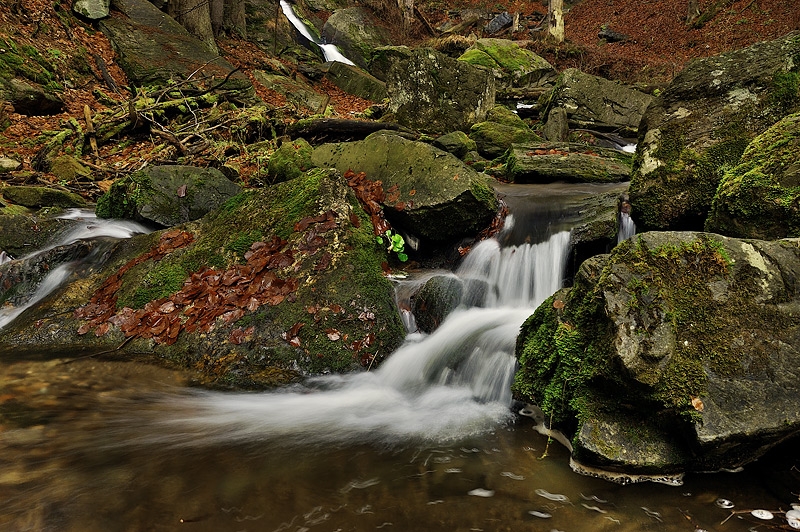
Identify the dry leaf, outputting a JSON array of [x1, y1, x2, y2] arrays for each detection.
[[691, 396, 704, 411]]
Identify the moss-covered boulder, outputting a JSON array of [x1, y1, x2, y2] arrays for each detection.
[[267, 138, 314, 184], [514, 232, 800, 475], [386, 48, 495, 134], [469, 106, 541, 159], [433, 130, 478, 159], [368, 46, 414, 82], [2, 186, 87, 209], [458, 38, 555, 97], [629, 32, 800, 232], [505, 143, 632, 183], [324, 61, 387, 102], [311, 131, 499, 243], [0, 169, 406, 388], [0, 213, 76, 258], [540, 68, 652, 134], [706, 112, 800, 239], [96, 165, 241, 227]]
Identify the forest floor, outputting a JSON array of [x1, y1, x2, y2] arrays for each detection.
[[0, 0, 798, 198]]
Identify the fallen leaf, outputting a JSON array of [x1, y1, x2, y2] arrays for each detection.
[[176, 184, 187, 197], [691, 396, 704, 411]]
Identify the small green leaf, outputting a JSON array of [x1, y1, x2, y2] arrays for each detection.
[[398, 252, 409, 262]]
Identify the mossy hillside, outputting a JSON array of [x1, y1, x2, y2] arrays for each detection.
[[0, 36, 61, 89], [513, 233, 774, 445], [706, 112, 800, 239]]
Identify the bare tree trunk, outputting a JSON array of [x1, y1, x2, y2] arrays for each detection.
[[168, 0, 219, 54], [548, 0, 564, 43], [398, 0, 414, 31], [224, 0, 247, 39], [210, 0, 224, 36], [686, 0, 700, 24]]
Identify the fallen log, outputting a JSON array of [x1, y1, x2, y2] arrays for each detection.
[[285, 118, 418, 143]]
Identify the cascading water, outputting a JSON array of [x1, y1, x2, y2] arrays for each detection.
[[279, 0, 356, 66], [145, 220, 571, 448]]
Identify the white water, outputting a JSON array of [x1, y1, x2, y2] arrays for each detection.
[[146, 231, 571, 448], [0, 210, 150, 331], [617, 211, 636, 243], [279, 0, 356, 66]]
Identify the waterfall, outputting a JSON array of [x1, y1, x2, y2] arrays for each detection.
[[279, 0, 356, 66], [617, 212, 636, 243], [142, 229, 572, 448]]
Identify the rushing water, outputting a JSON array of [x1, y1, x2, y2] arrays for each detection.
[[0, 187, 797, 531], [280, 0, 356, 66]]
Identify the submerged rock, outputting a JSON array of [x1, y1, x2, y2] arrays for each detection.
[[514, 231, 800, 474]]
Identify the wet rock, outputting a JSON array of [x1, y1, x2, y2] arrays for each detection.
[[2, 186, 87, 209], [311, 131, 499, 243], [412, 275, 464, 333], [505, 142, 632, 183], [387, 48, 495, 134], [629, 33, 800, 232], [95, 165, 241, 227], [0, 214, 74, 257], [514, 231, 800, 474], [321, 7, 392, 70]]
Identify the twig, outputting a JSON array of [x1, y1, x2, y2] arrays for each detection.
[[60, 334, 138, 364]]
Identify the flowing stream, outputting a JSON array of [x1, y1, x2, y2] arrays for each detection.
[[0, 186, 796, 531]]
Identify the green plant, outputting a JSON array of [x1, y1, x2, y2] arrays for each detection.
[[377, 229, 408, 262]]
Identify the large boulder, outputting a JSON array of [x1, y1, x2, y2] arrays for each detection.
[[311, 132, 499, 243], [323, 61, 387, 102], [95, 165, 242, 227], [514, 231, 800, 475], [629, 32, 800, 232], [706, 112, 800, 239], [321, 7, 392, 70], [505, 142, 632, 183], [458, 38, 556, 98], [0, 169, 406, 388], [540, 68, 652, 134], [100, 0, 252, 94], [469, 105, 541, 159], [2, 186, 87, 209], [386, 48, 495, 134]]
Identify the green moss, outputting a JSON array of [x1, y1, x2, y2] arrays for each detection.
[[458, 49, 499, 69]]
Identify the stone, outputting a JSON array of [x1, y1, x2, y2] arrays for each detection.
[[2, 186, 87, 209], [706, 112, 800, 239], [486, 12, 513, 34], [458, 38, 555, 96], [505, 142, 632, 183], [469, 121, 540, 159], [387, 48, 495, 134], [629, 33, 800, 232], [95, 165, 241, 227], [311, 131, 499, 242], [433, 131, 478, 159], [542, 107, 569, 142], [267, 138, 314, 184], [2, 78, 64, 116], [514, 231, 800, 474], [412, 274, 464, 333], [323, 61, 387, 102], [368, 46, 414, 82], [540, 68, 652, 133], [0, 158, 22, 173], [50, 155, 93, 183], [321, 7, 392, 70], [72, 0, 110, 20]]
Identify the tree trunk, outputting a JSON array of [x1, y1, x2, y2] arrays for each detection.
[[398, 0, 414, 31], [210, 0, 224, 36], [686, 0, 700, 24], [548, 0, 564, 43], [224, 0, 247, 39], [168, 0, 219, 54]]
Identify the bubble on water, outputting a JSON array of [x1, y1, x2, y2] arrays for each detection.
[[715, 498, 734, 509], [786, 509, 800, 529], [528, 510, 551, 518], [468, 488, 495, 497], [750, 509, 774, 520], [535, 489, 569, 503], [500, 471, 524, 480]]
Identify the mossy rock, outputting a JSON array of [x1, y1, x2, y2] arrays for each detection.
[[267, 138, 314, 184], [2, 186, 87, 209], [96, 165, 241, 227], [505, 142, 632, 184], [706, 112, 800, 239], [514, 231, 800, 473], [432, 131, 478, 159], [469, 120, 540, 159], [458, 38, 555, 94], [630, 33, 800, 232], [0, 169, 406, 388]]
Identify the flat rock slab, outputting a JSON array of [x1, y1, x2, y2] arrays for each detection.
[[506, 143, 632, 183]]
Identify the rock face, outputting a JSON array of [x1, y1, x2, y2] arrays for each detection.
[[505, 143, 632, 183], [95, 165, 242, 227], [514, 231, 800, 474], [629, 33, 800, 232], [100, 0, 252, 93], [311, 132, 499, 243], [387, 48, 495, 134], [706, 112, 800, 239], [540, 68, 652, 133], [0, 169, 406, 388]]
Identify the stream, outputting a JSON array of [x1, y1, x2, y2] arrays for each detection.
[[0, 185, 796, 531]]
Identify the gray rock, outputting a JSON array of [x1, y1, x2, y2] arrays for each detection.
[[96, 165, 241, 227], [540, 68, 652, 133], [2, 186, 87, 209], [387, 48, 495, 134], [433, 131, 478, 159], [486, 12, 513, 34], [629, 33, 800, 232], [542, 107, 569, 141], [311, 132, 499, 242], [72, 0, 110, 19], [515, 231, 800, 474], [0, 158, 22, 173], [368, 46, 414, 82], [505, 142, 632, 183], [2, 78, 64, 116], [324, 61, 387, 102], [321, 7, 392, 70], [412, 274, 464, 333]]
